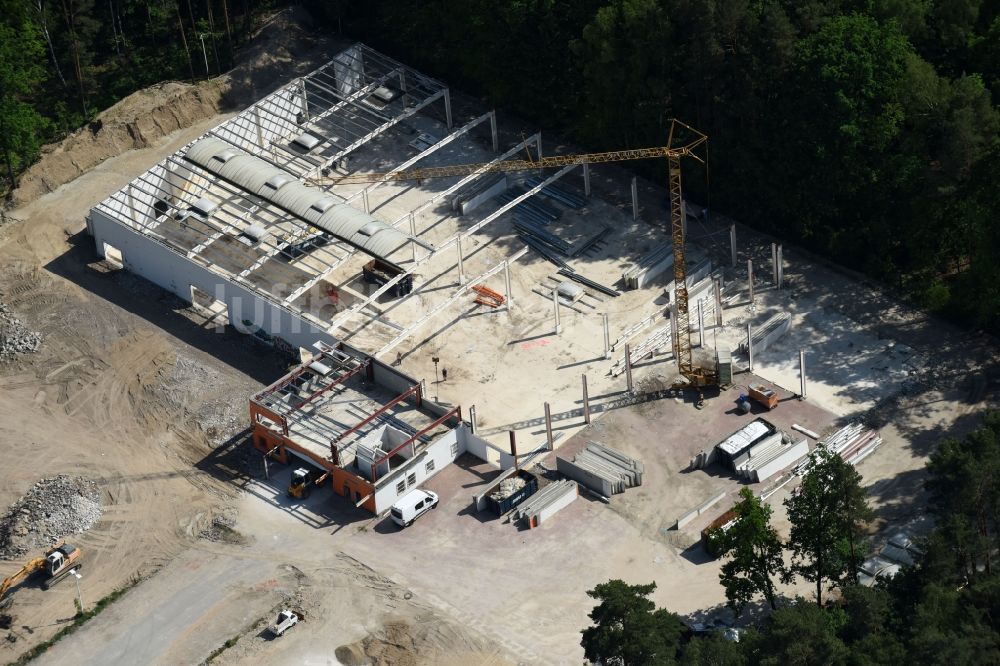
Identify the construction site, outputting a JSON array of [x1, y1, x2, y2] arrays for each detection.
[[0, 21, 997, 665]]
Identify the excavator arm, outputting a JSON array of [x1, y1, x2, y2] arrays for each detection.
[[0, 557, 45, 605]]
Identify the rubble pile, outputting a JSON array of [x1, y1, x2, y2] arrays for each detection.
[[489, 476, 526, 501], [0, 476, 101, 558], [0, 302, 42, 361]]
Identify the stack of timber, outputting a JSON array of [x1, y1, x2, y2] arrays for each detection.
[[512, 479, 578, 528], [739, 312, 792, 357], [794, 423, 883, 476], [557, 442, 644, 496], [734, 437, 809, 483], [472, 284, 505, 308], [524, 176, 587, 209]]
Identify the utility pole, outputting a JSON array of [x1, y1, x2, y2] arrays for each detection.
[[199, 34, 210, 77]]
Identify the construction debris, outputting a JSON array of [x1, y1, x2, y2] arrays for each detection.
[[557, 442, 643, 496], [512, 480, 578, 528], [0, 302, 42, 361], [0, 476, 101, 558]]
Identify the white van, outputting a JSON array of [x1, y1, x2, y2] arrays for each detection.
[[390, 489, 439, 528]]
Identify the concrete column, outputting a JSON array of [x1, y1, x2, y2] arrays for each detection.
[[536, 135, 543, 160], [252, 107, 265, 148], [747, 259, 754, 304], [714, 277, 723, 327], [603, 313, 611, 359], [747, 322, 754, 372], [697, 300, 705, 348], [262, 454, 269, 480], [583, 162, 591, 197], [552, 288, 562, 334], [398, 70, 409, 106], [489, 111, 499, 153], [469, 405, 478, 434], [509, 430, 518, 470], [631, 177, 639, 221], [582, 374, 591, 424], [503, 260, 513, 309], [730, 224, 737, 267], [409, 213, 418, 262], [544, 402, 554, 450], [363, 188, 370, 214], [624, 343, 634, 394], [777, 245, 784, 290], [443, 89, 453, 128], [771, 243, 778, 286], [799, 349, 807, 399], [300, 81, 310, 120], [457, 237, 465, 285]]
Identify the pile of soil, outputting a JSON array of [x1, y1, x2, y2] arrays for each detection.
[[0, 476, 101, 558]]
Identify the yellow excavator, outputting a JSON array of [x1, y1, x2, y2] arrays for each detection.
[[0, 542, 83, 609]]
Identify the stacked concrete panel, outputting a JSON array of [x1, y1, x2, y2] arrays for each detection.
[[557, 442, 643, 496], [795, 423, 883, 476], [740, 312, 792, 357], [735, 438, 809, 483], [512, 480, 578, 528], [623, 243, 673, 290]]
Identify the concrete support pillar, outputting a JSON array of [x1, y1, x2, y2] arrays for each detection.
[[409, 213, 418, 262], [582, 374, 591, 424], [552, 289, 562, 334], [730, 224, 737, 268], [299, 81, 309, 120], [398, 70, 409, 107], [747, 322, 754, 372], [747, 259, 755, 304], [697, 300, 705, 348], [603, 313, 611, 359], [583, 162, 591, 197], [771, 243, 778, 287], [624, 343, 634, 394], [457, 237, 465, 285], [509, 430, 519, 469], [252, 108, 265, 148], [714, 277, 723, 327], [262, 454, 269, 480], [469, 405, 478, 434], [777, 245, 784, 289], [631, 177, 639, 221], [536, 135, 543, 160], [544, 402, 554, 450], [363, 188, 370, 214], [489, 111, 499, 153], [443, 89, 453, 128], [503, 260, 513, 309], [799, 349, 807, 399]]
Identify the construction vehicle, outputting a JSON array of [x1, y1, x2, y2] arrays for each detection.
[[0, 542, 83, 608], [287, 467, 316, 499], [323, 118, 716, 388], [268, 609, 301, 637]]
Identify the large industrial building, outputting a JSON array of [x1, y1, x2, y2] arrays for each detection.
[[86, 42, 729, 512]]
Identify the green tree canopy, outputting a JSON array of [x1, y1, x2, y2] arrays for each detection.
[[581, 579, 684, 666], [717, 487, 786, 615]]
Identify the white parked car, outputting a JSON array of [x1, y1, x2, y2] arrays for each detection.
[[390, 489, 439, 528], [268, 609, 300, 637]]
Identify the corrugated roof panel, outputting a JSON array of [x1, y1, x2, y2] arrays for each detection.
[[183, 137, 408, 263]]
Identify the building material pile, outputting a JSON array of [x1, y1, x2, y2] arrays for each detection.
[[734, 438, 809, 483], [0, 302, 42, 361], [622, 243, 673, 290], [499, 186, 562, 225], [472, 284, 505, 308], [739, 312, 791, 357], [556, 442, 643, 497], [484, 469, 538, 515], [524, 176, 586, 209], [455, 175, 508, 215], [0, 476, 101, 558], [512, 480, 578, 528], [794, 423, 883, 475], [610, 325, 672, 376]]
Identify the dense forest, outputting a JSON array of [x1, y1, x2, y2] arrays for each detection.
[[1, 0, 998, 330], [581, 411, 1000, 664]]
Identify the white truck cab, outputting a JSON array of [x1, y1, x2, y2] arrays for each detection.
[[390, 489, 439, 528], [268, 609, 300, 637]]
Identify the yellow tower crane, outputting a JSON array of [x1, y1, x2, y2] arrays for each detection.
[[321, 119, 715, 387]]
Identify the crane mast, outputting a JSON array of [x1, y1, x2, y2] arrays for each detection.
[[319, 119, 714, 386]]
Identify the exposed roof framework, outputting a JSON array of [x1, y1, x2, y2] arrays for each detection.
[[93, 44, 454, 321]]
